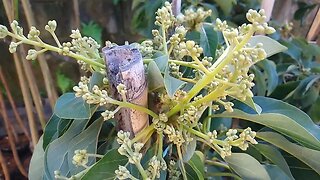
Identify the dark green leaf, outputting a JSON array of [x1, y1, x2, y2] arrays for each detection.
[[253, 144, 294, 179], [88, 72, 104, 90], [308, 97, 320, 123], [44, 119, 88, 178], [200, 23, 218, 59], [249, 35, 288, 57], [264, 165, 291, 180], [67, 118, 104, 174], [54, 93, 97, 120], [81, 149, 128, 179], [225, 153, 270, 180], [256, 132, 320, 174], [185, 151, 205, 180], [43, 114, 70, 149]]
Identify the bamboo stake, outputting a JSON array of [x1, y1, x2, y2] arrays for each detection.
[[307, 8, 320, 41], [0, 150, 10, 180], [20, 0, 58, 109], [0, 67, 31, 141], [2, 0, 39, 147], [0, 91, 28, 177], [261, 0, 275, 21], [72, 0, 80, 28]]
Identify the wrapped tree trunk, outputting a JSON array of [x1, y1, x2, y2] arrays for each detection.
[[103, 46, 149, 137]]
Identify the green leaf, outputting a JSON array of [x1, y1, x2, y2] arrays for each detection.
[[182, 138, 197, 162], [44, 119, 88, 178], [213, 0, 236, 15], [88, 72, 105, 90], [147, 61, 165, 91], [256, 60, 278, 96], [185, 151, 205, 180], [249, 35, 288, 57], [81, 149, 128, 179], [256, 132, 320, 175], [29, 136, 44, 180], [253, 144, 294, 179], [164, 69, 186, 97], [220, 96, 320, 150], [54, 93, 97, 120], [308, 97, 320, 123], [67, 118, 104, 174], [225, 153, 270, 180], [200, 23, 218, 59], [264, 165, 291, 180], [43, 114, 70, 149], [154, 54, 169, 72]]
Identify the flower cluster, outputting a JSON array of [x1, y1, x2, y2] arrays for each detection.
[[72, 149, 89, 167], [168, 160, 181, 180], [163, 125, 185, 146], [117, 131, 144, 164], [178, 8, 212, 30], [206, 127, 258, 158], [155, 2, 175, 29], [146, 156, 167, 179], [153, 113, 168, 133]]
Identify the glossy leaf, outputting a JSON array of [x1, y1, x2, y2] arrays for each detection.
[[164, 70, 186, 97], [54, 93, 97, 120], [225, 153, 270, 180], [67, 118, 104, 174], [182, 138, 197, 162], [253, 144, 294, 179], [154, 54, 169, 72], [88, 71, 104, 90], [43, 114, 70, 149], [185, 151, 205, 180], [264, 165, 291, 180], [81, 149, 128, 179], [219, 96, 320, 150], [249, 35, 288, 57], [200, 23, 218, 59], [256, 132, 320, 174], [44, 119, 88, 178], [29, 136, 44, 180], [147, 61, 165, 91]]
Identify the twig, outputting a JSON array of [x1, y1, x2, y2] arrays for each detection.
[[20, 0, 58, 109], [2, 0, 39, 147], [0, 67, 31, 141], [0, 91, 28, 177], [0, 150, 10, 180]]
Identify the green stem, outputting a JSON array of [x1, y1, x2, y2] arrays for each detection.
[[109, 99, 158, 119], [205, 160, 230, 170], [7, 31, 105, 69], [132, 124, 155, 143], [157, 133, 163, 158], [166, 28, 254, 118], [161, 25, 168, 54], [135, 161, 148, 180], [182, 124, 226, 145], [191, 55, 210, 74], [177, 145, 188, 180]]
